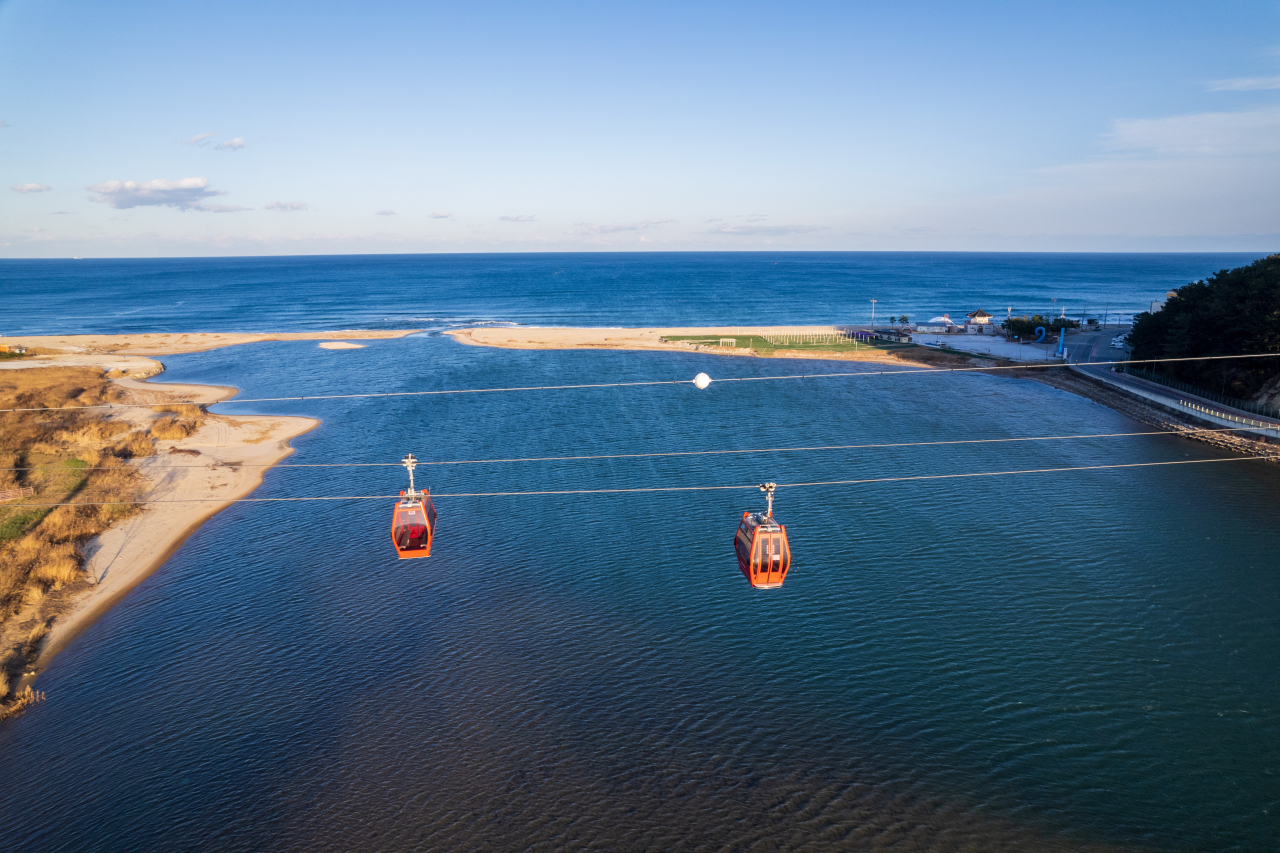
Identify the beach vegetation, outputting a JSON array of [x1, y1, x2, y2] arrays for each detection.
[[1003, 315, 1079, 338], [0, 367, 152, 648], [0, 686, 45, 722], [661, 333, 912, 357], [0, 366, 177, 716], [1128, 254, 1280, 403], [152, 403, 204, 418], [150, 416, 200, 441]]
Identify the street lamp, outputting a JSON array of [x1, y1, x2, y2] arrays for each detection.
[[870, 299, 877, 327]]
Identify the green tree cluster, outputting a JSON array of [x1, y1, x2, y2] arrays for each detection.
[[1128, 253, 1280, 399], [1002, 315, 1079, 339]]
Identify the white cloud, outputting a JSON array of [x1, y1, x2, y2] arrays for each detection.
[[709, 223, 824, 236], [198, 204, 251, 213], [184, 131, 218, 146], [1107, 107, 1280, 156], [430, 211, 453, 218], [215, 137, 246, 150], [374, 209, 396, 216], [499, 214, 536, 222], [897, 107, 1280, 243], [87, 177, 232, 211], [12, 183, 52, 194], [50, 211, 72, 215], [568, 219, 673, 234], [265, 201, 308, 211], [1209, 76, 1280, 91]]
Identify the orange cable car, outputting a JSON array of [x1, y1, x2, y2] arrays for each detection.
[[391, 453, 437, 559], [734, 482, 791, 589]]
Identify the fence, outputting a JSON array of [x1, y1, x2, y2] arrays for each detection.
[[1179, 400, 1280, 433], [1115, 365, 1280, 420], [0, 486, 35, 503], [760, 326, 850, 347]]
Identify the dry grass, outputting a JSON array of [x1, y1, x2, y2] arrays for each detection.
[[24, 621, 50, 652], [150, 416, 200, 441], [112, 431, 156, 458], [0, 367, 147, 624], [0, 367, 158, 717], [0, 686, 45, 722], [152, 403, 204, 418]]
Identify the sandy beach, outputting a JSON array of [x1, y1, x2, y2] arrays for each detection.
[[447, 325, 915, 366], [26, 383, 317, 681], [1, 331, 415, 690]]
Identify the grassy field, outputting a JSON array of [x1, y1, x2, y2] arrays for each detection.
[[661, 334, 917, 357]]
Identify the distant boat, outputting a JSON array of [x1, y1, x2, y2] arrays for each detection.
[[72, 256, 83, 259]]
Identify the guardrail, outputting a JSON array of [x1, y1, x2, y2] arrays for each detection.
[[1115, 365, 1280, 420], [1179, 400, 1280, 433]]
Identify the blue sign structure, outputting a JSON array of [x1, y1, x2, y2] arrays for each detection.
[[1034, 326, 1046, 342]]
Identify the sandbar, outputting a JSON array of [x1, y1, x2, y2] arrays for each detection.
[[447, 326, 916, 366], [0, 334, 418, 688], [27, 378, 317, 679]]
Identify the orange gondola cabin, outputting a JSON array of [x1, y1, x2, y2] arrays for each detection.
[[734, 482, 791, 588], [391, 453, 437, 559]]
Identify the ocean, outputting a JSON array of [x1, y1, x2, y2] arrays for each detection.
[[1, 252, 1277, 851]]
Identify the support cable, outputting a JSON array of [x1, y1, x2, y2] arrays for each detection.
[[12, 455, 1278, 508], [0, 426, 1263, 472], [1, 352, 1277, 414]]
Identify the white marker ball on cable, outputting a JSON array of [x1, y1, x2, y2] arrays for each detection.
[[693, 372, 712, 389]]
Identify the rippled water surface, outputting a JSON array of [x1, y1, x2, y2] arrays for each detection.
[[0, 251, 1267, 333], [1, 255, 1278, 852]]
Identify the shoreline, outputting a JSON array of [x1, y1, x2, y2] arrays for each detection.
[[28, 405, 319, 682], [3, 331, 416, 695], [447, 324, 1280, 461]]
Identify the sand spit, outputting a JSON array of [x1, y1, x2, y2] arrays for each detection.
[[2, 328, 418, 357], [447, 326, 913, 366], [319, 341, 366, 349], [0, 339, 341, 691], [31, 411, 317, 680]]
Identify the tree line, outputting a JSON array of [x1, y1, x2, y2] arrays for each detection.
[[1127, 253, 1280, 400]]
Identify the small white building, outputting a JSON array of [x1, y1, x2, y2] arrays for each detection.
[[916, 315, 960, 334], [964, 309, 994, 335]]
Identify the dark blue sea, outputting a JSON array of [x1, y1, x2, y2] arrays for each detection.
[[1, 253, 1278, 852]]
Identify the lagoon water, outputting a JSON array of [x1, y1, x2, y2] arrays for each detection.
[[1, 253, 1278, 851]]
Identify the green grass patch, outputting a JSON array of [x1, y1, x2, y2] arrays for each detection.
[[0, 351, 31, 361], [662, 334, 915, 357], [0, 509, 49, 546], [0, 458, 90, 546]]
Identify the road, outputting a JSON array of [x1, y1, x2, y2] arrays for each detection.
[[1067, 325, 1280, 436]]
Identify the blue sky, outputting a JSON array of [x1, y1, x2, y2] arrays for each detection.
[[2, 0, 1278, 256]]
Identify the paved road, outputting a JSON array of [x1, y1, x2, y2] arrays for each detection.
[[1066, 325, 1280, 435]]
